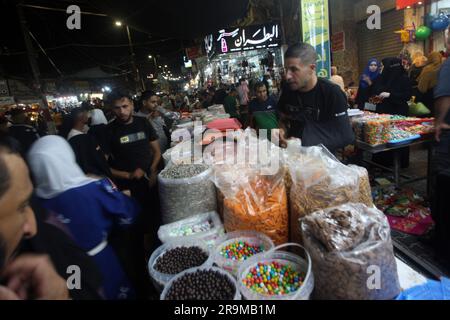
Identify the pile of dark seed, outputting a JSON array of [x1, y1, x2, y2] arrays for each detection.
[[160, 164, 209, 179], [154, 246, 208, 275], [164, 270, 236, 300]]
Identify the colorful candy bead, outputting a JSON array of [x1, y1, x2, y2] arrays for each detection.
[[242, 262, 303, 296], [219, 241, 264, 261], [169, 221, 213, 237]]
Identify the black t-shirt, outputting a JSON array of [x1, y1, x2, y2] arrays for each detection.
[[69, 134, 111, 178], [107, 116, 158, 172], [278, 78, 354, 151]]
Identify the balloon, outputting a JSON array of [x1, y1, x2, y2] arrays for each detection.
[[426, 14, 437, 27], [415, 26, 432, 40], [431, 14, 449, 31]]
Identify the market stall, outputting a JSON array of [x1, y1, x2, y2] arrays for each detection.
[[149, 122, 438, 300], [351, 111, 435, 194]]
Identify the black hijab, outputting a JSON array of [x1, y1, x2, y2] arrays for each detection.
[[380, 57, 406, 88]]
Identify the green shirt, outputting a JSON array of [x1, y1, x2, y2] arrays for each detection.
[[223, 95, 239, 118]]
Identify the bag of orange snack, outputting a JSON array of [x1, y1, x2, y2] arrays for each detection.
[[213, 165, 288, 245]]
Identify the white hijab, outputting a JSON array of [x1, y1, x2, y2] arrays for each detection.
[[28, 135, 97, 199], [90, 109, 108, 126]]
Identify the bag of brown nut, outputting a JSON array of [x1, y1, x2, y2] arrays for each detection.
[[287, 145, 361, 244], [301, 203, 400, 300]]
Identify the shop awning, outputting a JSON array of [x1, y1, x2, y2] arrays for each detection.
[[396, 0, 424, 10]]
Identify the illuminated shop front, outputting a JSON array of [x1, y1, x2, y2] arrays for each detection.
[[203, 22, 284, 85]]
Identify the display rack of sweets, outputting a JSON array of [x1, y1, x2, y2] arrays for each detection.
[[363, 118, 391, 145]]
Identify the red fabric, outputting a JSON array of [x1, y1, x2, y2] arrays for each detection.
[[396, 0, 424, 10], [206, 118, 242, 131]]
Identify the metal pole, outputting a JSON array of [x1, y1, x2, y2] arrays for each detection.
[[126, 25, 142, 92], [17, 3, 56, 134]]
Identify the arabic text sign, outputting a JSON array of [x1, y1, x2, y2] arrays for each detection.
[[205, 23, 282, 58], [301, 0, 331, 79]]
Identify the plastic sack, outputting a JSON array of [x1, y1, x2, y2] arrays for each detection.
[[301, 203, 400, 300], [160, 266, 241, 300], [287, 145, 360, 244], [409, 102, 431, 116], [163, 140, 203, 166], [348, 165, 374, 207], [158, 164, 217, 224], [148, 240, 212, 292], [157, 211, 224, 248], [396, 278, 450, 300], [213, 230, 274, 277], [237, 243, 314, 300], [213, 166, 288, 246], [207, 104, 226, 114]]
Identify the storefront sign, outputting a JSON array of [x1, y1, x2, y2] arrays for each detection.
[[301, 0, 332, 79], [331, 32, 345, 52], [396, 0, 423, 10], [205, 23, 282, 59]]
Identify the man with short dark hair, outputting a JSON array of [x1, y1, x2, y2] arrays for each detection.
[[67, 108, 111, 178], [0, 144, 69, 300], [277, 42, 354, 152], [248, 82, 278, 138], [136, 91, 169, 154], [223, 87, 239, 119]]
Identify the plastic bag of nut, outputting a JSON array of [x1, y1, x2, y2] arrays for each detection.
[[300, 203, 400, 300], [348, 165, 373, 207], [287, 145, 360, 244]]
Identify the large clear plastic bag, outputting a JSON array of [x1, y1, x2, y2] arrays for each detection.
[[348, 165, 374, 207], [301, 203, 400, 300], [162, 139, 204, 167], [158, 164, 217, 224], [287, 145, 360, 244], [214, 166, 288, 246]]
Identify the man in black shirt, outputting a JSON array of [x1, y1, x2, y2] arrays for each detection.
[[277, 42, 354, 152], [106, 90, 162, 298], [107, 92, 161, 186], [67, 108, 111, 178]]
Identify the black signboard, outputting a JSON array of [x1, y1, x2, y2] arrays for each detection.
[[205, 22, 282, 59]]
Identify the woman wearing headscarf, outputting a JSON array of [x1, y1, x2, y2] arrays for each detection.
[[88, 109, 110, 155], [28, 136, 140, 300], [375, 57, 412, 116], [409, 51, 428, 89], [373, 57, 413, 168], [355, 58, 382, 110], [417, 51, 443, 115]]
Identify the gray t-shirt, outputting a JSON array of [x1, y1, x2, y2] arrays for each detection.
[[434, 58, 450, 124]]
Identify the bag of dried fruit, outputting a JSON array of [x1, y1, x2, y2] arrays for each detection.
[[300, 203, 400, 300], [287, 145, 360, 244]]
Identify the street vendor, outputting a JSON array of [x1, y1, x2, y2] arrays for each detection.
[[277, 42, 354, 152]]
